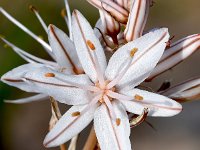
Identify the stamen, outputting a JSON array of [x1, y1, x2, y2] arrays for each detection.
[[64, 0, 72, 40], [107, 58, 132, 89], [107, 90, 133, 101], [130, 48, 138, 57], [87, 40, 96, 50], [0, 7, 53, 55], [108, 91, 182, 111], [134, 94, 143, 101], [116, 118, 121, 126], [55, 76, 100, 92], [80, 94, 102, 115], [0, 36, 56, 66], [107, 48, 138, 89], [87, 40, 105, 87], [71, 111, 80, 117], [104, 96, 117, 120], [45, 73, 55, 77], [29, 5, 48, 33]]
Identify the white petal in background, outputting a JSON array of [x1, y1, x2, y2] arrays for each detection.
[[161, 77, 200, 102], [147, 34, 200, 81]]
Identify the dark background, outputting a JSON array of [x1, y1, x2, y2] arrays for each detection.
[[0, 0, 200, 150]]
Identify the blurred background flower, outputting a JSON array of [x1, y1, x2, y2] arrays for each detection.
[[0, 0, 200, 150]]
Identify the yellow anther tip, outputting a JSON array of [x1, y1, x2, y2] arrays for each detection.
[[38, 35, 44, 40], [134, 94, 143, 101], [130, 48, 138, 57], [87, 40, 95, 50], [72, 111, 80, 117], [4, 44, 9, 48], [44, 73, 55, 77], [61, 9, 66, 18], [116, 118, 121, 126], [29, 5, 38, 12]]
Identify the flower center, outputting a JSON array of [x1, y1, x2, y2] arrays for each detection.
[[95, 80, 116, 103]]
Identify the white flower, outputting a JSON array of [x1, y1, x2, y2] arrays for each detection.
[[1, 10, 182, 149], [42, 10, 182, 149]]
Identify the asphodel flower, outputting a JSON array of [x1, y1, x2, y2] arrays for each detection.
[[1, 10, 182, 149]]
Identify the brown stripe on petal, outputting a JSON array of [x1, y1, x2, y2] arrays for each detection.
[[25, 77, 79, 88], [3, 78, 24, 82]]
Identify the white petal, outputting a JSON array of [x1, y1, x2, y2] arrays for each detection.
[[48, 25, 83, 74], [4, 94, 48, 104], [23, 66, 93, 105], [94, 102, 131, 150], [1, 64, 92, 105], [1, 63, 46, 91], [148, 34, 200, 80], [105, 28, 169, 90], [120, 88, 182, 117], [171, 85, 200, 102], [72, 10, 107, 82], [44, 104, 97, 147]]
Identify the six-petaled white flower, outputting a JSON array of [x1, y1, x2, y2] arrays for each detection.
[[1, 10, 182, 149]]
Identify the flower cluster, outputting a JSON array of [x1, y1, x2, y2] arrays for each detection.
[[1, 0, 200, 150]]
